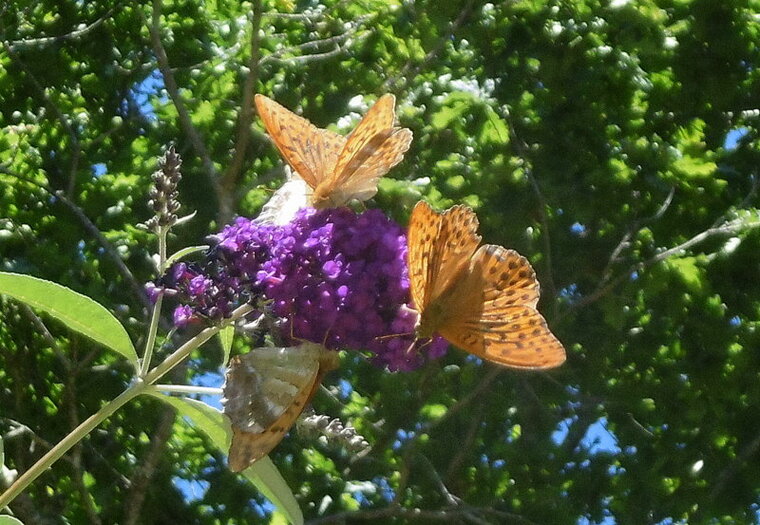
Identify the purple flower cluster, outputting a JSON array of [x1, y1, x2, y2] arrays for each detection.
[[154, 208, 447, 371]]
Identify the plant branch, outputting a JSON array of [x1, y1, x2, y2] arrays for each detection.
[[144, 0, 221, 192], [6, 6, 117, 52], [122, 405, 176, 525], [152, 385, 223, 395], [139, 223, 169, 377], [0, 382, 144, 510], [0, 166, 150, 309], [220, 0, 263, 223], [0, 40, 82, 196], [563, 215, 760, 316], [0, 303, 254, 510]]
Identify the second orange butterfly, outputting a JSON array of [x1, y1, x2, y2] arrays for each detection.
[[407, 201, 566, 370]]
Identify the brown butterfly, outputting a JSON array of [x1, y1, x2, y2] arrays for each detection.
[[221, 343, 339, 472], [407, 201, 566, 369], [254, 93, 413, 208]]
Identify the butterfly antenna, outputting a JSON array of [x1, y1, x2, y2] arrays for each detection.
[[287, 315, 310, 346], [320, 315, 339, 349], [374, 331, 414, 341], [405, 336, 433, 358]]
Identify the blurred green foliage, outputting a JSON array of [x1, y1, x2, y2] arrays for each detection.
[[2, 0, 760, 523]]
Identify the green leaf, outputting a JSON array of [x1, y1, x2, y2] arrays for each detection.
[[0, 516, 25, 525], [163, 245, 209, 270], [666, 257, 705, 294], [145, 390, 231, 449], [421, 403, 448, 421], [0, 272, 137, 365], [218, 325, 235, 366], [481, 106, 509, 145], [245, 456, 305, 525], [672, 155, 716, 180], [145, 392, 303, 525]]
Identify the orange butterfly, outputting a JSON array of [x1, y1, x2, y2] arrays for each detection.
[[222, 343, 339, 472], [407, 201, 566, 370], [254, 94, 413, 208]]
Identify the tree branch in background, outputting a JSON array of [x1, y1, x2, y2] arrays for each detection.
[[444, 405, 483, 485], [305, 503, 540, 525], [0, 40, 82, 196], [418, 453, 461, 507], [258, 19, 368, 68], [386, 0, 476, 91], [599, 186, 675, 284], [708, 428, 760, 503], [122, 405, 176, 525], [220, 0, 263, 224], [0, 166, 150, 309], [502, 106, 558, 312], [564, 214, 760, 315], [6, 6, 118, 52], [145, 0, 221, 196], [64, 363, 103, 525]]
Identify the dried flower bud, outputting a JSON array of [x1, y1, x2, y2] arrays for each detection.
[[144, 145, 183, 232]]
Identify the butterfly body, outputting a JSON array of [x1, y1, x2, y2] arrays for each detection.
[[222, 343, 339, 472], [255, 93, 412, 208], [408, 201, 566, 370]]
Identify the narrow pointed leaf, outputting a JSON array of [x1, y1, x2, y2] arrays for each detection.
[[146, 391, 303, 525], [163, 245, 209, 270], [0, 273, 137, 365], [218, 325, 235, 366]]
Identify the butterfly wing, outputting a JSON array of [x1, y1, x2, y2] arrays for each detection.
[[408, 201, 481, 313], [437, 245, 565, 369], [222, 343, 338, 472], [320, 128, 413, 206], [255, 94, 345, 190], [313, 94, 412, 207]]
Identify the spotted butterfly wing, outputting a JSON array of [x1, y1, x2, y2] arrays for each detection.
[[434, 245, 564, 369], [408, 201, 481, 313], [254, 94, 345, 191], [313, 94, 413, 207], [408, 201, 565, 370], [255, 93, 412, 208], [222, 343, 339, 472]]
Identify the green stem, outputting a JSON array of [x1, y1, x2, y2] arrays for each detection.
[[153, 384, 223, 395], [0, 385, 143, 509], [0, 303, 253, 510], [140, 225, 169, 377]]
